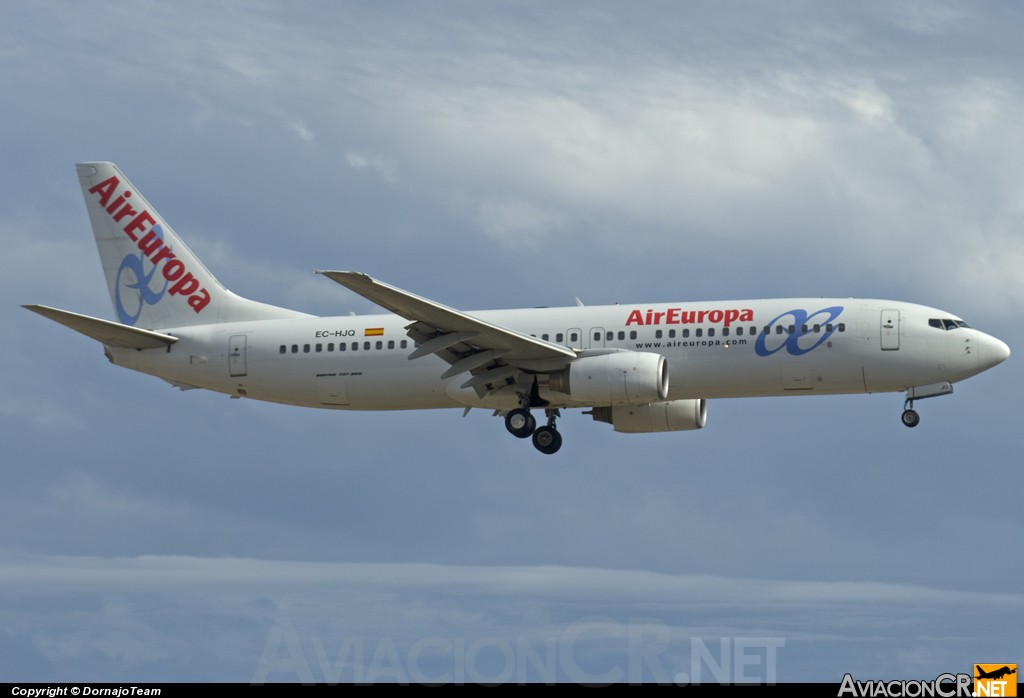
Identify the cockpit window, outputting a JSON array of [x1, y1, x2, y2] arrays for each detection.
[[929, 318, 971, 331]]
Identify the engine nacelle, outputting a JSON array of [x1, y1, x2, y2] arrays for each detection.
[[590, 399, 707, 433], [549, 352, 668, 405]]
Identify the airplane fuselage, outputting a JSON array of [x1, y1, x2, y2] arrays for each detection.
[[111, 298, 1002, 412]]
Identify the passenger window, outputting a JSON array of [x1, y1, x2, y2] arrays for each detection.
[[376, 341, 383, 350], [542, 334, 549, 341], [352, 342, 358, 351], [838, 323, 846, 332], [606, 331, 614, 341], [696, 328, 703, 338], [708, 328, 715, 337], [328, 343, 334, 352], [801, 325, 808, 333], [400, 340, 408, 349], [388, 340, 395, 349], [736, 327, 743, 336], [683, 329, 690, 338], [556, 333, 564, 343], [618, 331, 625, 340], [570, 332, 578, 342], [279, 345, 286, 354], [776, 326, 784, 335], [826, 324, 833, 332], [364, 342, 370, 350], [669, 329, 676, 338], [315, 343, 323, 353], [303, 344, 310, 353], [655, 330, 663, 338], [291, 345, 298, 353], [813, 324, 820, 333], [722, 328, 729, 337], [594, 332, 601, 341], [339, 343, 346, 352], [629, 330, 637, 339]]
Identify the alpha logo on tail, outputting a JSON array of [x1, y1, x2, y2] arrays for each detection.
[[88, 176, 211, 320], [114, 225, 169, 325]]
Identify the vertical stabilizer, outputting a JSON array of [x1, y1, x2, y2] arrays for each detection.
[[76, 162, 309, 329]]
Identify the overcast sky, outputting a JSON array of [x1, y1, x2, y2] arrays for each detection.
[[1, 0, 1022, 683]]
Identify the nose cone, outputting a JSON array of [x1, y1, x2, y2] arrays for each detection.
[[979, 333, 1011, 371]]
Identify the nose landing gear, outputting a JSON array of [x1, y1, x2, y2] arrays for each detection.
[[900, 382, 954, 428], [901, 401, 920, 428]]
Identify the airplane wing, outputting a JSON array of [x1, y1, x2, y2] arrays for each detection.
[[317, 271, 576, 390], [23, 305, 179, 349]]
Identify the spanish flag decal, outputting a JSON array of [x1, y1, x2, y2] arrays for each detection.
[[364, 327, 384, 336]]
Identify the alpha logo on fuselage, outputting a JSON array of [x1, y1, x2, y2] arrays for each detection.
[[755, 306, 844, 357]]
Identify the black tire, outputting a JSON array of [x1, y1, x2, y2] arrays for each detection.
[[505, 408, 535, 438], [901, 409, 920, 428], [532, 426, 562, 454]]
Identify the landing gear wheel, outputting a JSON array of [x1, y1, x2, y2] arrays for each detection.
[[532, 426, 562, 455], [901, 409, 920, 428], [505, 408, 536, 438]]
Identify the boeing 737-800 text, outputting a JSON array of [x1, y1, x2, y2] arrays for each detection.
[[25, 162, 1011, 454]]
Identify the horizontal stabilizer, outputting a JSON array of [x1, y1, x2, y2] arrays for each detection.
[[23, 305, 178, 349]]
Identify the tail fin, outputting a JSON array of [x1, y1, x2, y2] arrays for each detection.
[[77, 162, 310, 329]]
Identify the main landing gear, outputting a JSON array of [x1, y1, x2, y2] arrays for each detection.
[[504, 408, 536, 438], [503, 407, 562, 454]]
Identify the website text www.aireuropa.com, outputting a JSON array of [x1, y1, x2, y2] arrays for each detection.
[[635, 339, 748, 350]]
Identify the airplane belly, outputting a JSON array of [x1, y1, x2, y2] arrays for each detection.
[[343, 366, 457, 409], [667, 352, 777, 398], [667, 348, 865, 399]]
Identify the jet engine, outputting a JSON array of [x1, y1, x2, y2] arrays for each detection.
[[548, 352, 668, 404], [589, 399, 707, 433]]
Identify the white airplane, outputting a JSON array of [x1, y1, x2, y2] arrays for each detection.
[[25, 162, 1011, 454]]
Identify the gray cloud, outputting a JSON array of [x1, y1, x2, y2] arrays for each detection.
[[2, 555, 1021, 682]]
